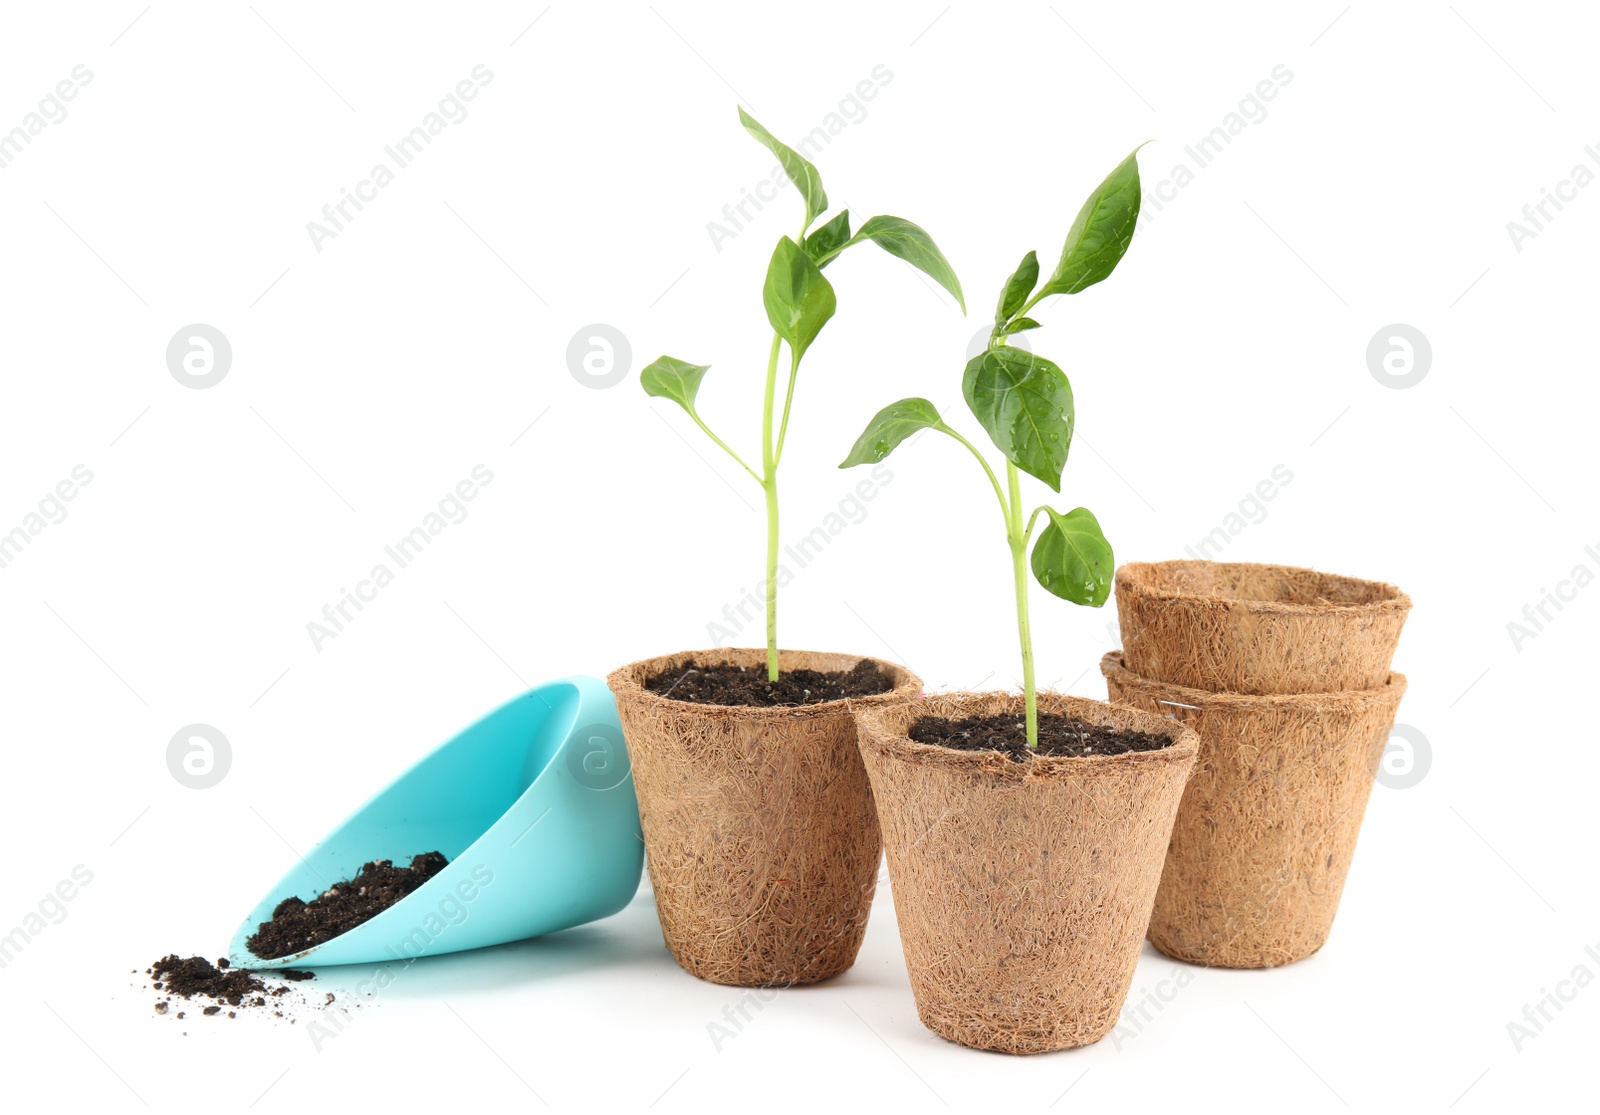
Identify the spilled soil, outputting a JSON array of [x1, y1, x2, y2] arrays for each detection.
[[146, 955, 313, 1020]]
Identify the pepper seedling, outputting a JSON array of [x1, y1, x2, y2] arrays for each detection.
[[840, 148, 1143, 747], [640, 108, 965, 682]]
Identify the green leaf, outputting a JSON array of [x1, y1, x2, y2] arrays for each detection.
[[961, 346, 1074, 491], [763, 236, 836, 363], [996, 250, 1039, 324], [640, 356, 712, 414], [805, 210, 852, 268], [1004, 317, 1042, 335], [1038, 147, 1143, 298], [847, 216, 965, 312], [839, 398, 943, 468], [1031, 506, 1113, 606], [738, 107, 828, 230]]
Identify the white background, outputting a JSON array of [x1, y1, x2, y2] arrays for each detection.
[[1, 2, 1594, 1110]]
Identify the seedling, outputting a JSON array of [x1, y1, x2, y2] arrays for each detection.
[[841, 149, 1143, 746], [640, 108, 965, 681]]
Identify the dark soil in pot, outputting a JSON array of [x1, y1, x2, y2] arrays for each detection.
[[643, 658, 895, 706], [909, 712, 1172, 761]]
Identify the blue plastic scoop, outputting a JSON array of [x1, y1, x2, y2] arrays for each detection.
[[227, 676, 643, 969]]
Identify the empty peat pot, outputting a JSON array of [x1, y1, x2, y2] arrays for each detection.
[[1115, 560, 1411, 695], [607, 648, 920, 987], [1102, 652, 1406, 968], [228, 677, 644, 969], [855, 692, 1198, 1055]]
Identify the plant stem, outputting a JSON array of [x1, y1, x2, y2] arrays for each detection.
[[764, 476, 779, 680], [772, 354, 800, 468], [1023, 505, 1045, 546], [937, 423, 1035, 741], [761, 333, 783, 681], [941, 424, 1010, 525], [689, 412, 762, 485], [1006, 461, 1038, 747], [1014, 290, 1046, 324]]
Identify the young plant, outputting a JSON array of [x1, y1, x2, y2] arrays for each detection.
[[640, 108, 965, 682], [840, 149, 1143, 746]]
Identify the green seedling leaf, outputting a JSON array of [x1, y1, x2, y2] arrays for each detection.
[[738, 107, 828, 229], [996, 250, 1039, 324], [763, 236, 837, 363], [1031, 506, 1113, 605], [642, 107, 970, 686], [1038, 148, 1143, 298], [847, 216, 965, 312], [839, 397, 944, 468], [805, 210, 852, 267], [1004, 317, 1042, 335], [962, 346, 1074, 491], [640, 355, 712, 414]]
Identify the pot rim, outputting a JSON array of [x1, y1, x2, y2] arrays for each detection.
[[607, 646, 922, 722], [856, 690, 1199, 780], [1116, 560, 1411, 617], [1100, 652, 1408, 710]]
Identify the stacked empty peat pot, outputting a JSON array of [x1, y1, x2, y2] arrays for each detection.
[[1104, 560, 1411, 968]]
